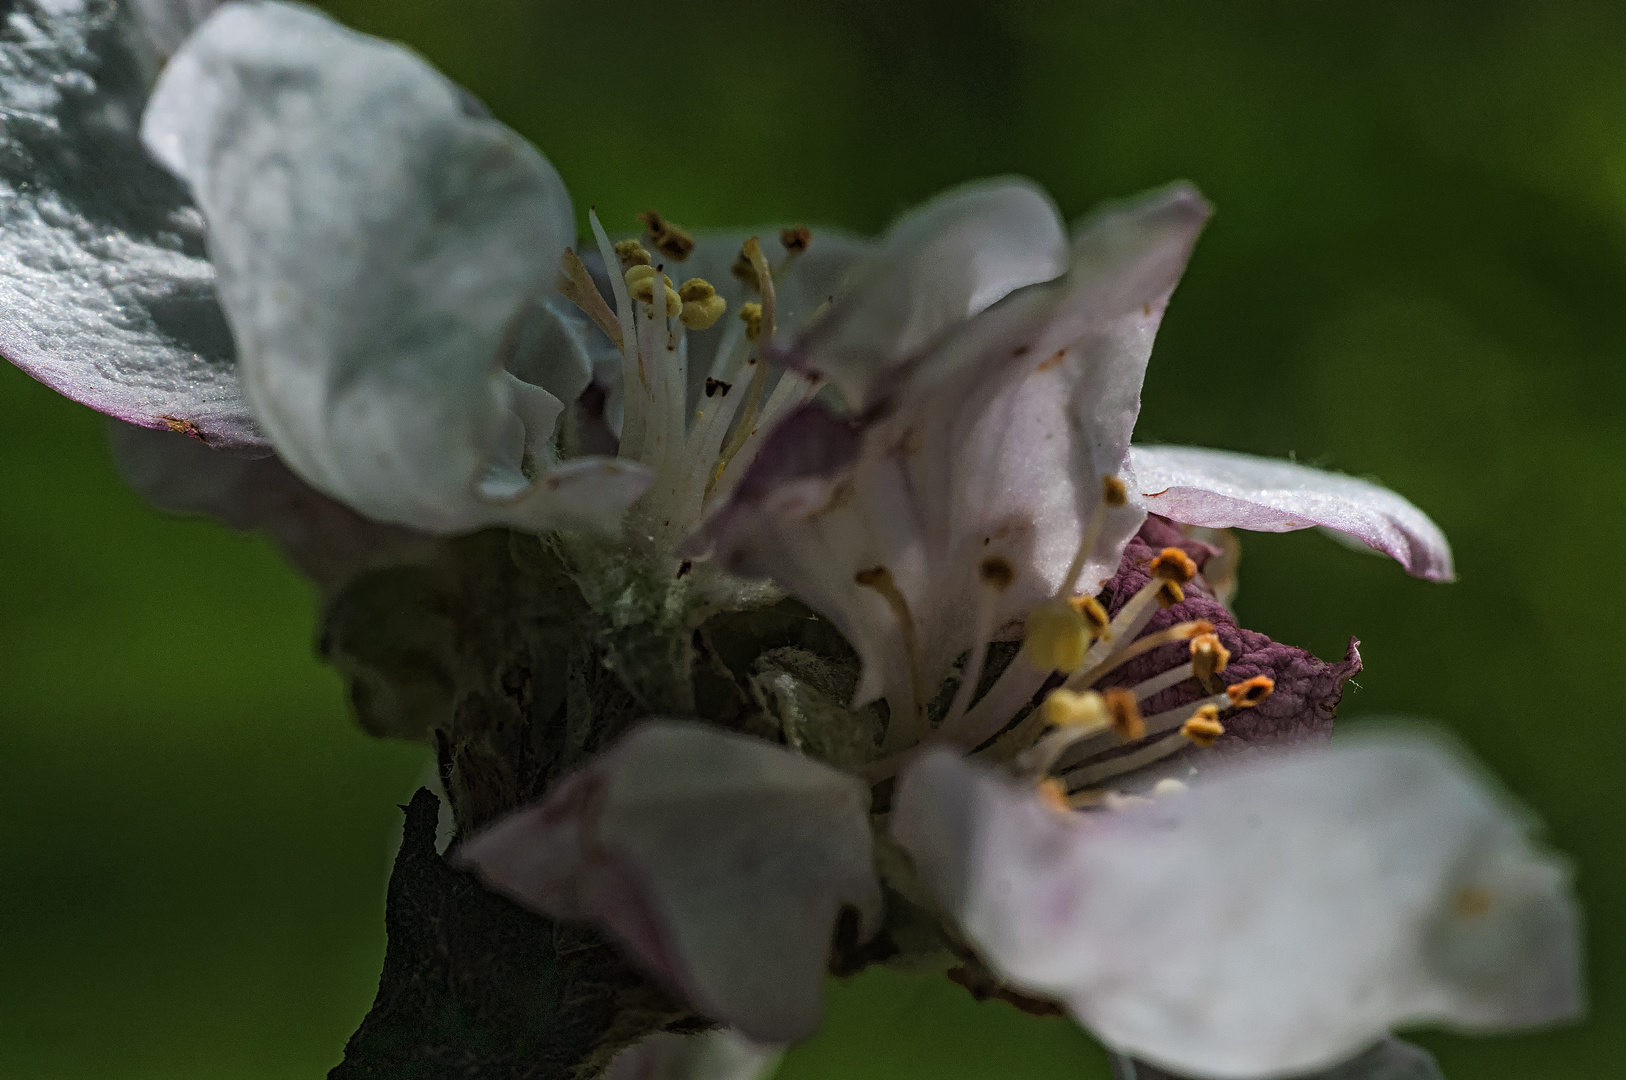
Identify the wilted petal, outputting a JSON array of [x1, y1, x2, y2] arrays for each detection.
[[1129, 445, 1453, 582], [605, 1030, 783, 1080], [0, 0, 264, 450], [456, 721, 881, 1044], [782, 178, 1069, 406], [893, 732, 1581, 1079], [141, 1, 646, 533], [109, 420, 432, 592]]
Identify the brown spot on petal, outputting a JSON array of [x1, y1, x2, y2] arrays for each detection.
[[161, 415, 207, 442], [1035, 349, 1067, 372]]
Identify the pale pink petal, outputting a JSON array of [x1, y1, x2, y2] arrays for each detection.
[[1129, 445, 1454, 581], [456, 721, 881, 1044], [780, 178, 1069, 407], [892, 732, 1580, 1079]]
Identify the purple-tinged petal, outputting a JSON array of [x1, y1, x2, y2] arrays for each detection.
[[455, 721, 881, 1044], [1095, 518, 1361, 747], [781, 178, 1068, 407], [694, 186, 1210, 715], [109, 420, 433, 593], [142, 2, 647, 534], [0, 0, 264, 450], [893, 733, 1582, 1079], [1129, 445, 1454, 582]]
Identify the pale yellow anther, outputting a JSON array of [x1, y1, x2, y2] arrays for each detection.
[[681, 294, 727, 330], [615, 238, 652, 268], [1155, 579, 1185, 608], [1181, 705, 1225, 748], [1042, 688, 1108, 731], [678, 278, 716, 303], [625, 265, 682, 314], [1023, 601, 1088, 673], [738, 301, 764, 342]]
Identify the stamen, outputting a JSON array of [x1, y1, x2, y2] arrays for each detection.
[[1181, 705, 1225, 748], [1226, 675, 1275, 708], [637, 209, 696, 261], [1042, 687, 1108, 730], [1064, 731, 1192, 791], [1022, 601, 1088, 674], [1069, 594, 1110, 638], [1156, 579, 1185, 607], [677, 278, 727, 330], [730, 249, 757, 287], [1057, 475, 1126, 600], [1190, 632, 1230, 687], [588, 208, 643, 458], [941, 557, 1016, 732], [555, 247, 624, 349], [625, 264, 682, 312], [1103, 688, 1145, 741], [738, 301, 764, 341], [710, 238, 777, 490], [1036, 778, 1071, 814], [855, 566, 929, 748], [780, 225, 812, 253], [615, 238, 652, 268], [1149, 547, 1198, 584]]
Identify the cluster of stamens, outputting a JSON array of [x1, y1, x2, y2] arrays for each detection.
[[554, 208, 823, 546], [868, 475, 1275, 813]]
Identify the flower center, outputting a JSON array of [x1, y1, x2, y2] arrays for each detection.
[[556, 210, 823, 549]]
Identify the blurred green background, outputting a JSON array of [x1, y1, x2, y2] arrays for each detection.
[[3, 0, 1622, 1076]]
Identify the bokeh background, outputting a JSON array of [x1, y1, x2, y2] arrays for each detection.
[[3, 0, 1623, 1076]]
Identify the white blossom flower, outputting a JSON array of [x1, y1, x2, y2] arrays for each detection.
[[0, 4, 1582, 1078]]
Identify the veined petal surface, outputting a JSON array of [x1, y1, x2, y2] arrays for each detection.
[[892, 732, 1581, 1079], [456, 721, 882, 1044], [0, 0, 263, 449], [141, 0, 646, 533], [699, 185, 1209, 711], [1129, 445, 1453, 581], [781, 178, 1069, 407]]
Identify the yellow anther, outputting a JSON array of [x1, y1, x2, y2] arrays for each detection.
[[1036, 777, 1072, 814], [1023, 601, 1088, 673], [1155, 579, 1185, 608], [1226, 675, 1275, 708], [678, 278, 716, 303], [625, 265, 681, 314], [615, 238, 652, 268], [1102, 475, 1128, 506], [1042, 687, 1108, 731], [681, 294, 727, 330], [1150, 547, 1198, 584], [780, 225, 812, 253], [1190, 632, 1230, 683], [738, 301, 764, 342], [1067, 593, 1110, 637], [1181, 705, 1225, 748], [636, 209, 695, 261], [1104, 688, 1145, 741], [979, 555, 1015, 591]]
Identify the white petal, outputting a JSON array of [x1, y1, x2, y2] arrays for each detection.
[[0, 0, 263, 450], [782, 178, 1068, 407], [892, 731, 1580, 1079], [108, 420, 432, 592], [1128, 445, 1454, 581], [125, 0, 222, 63], [455, 721, 881, 1044], [1113, 1038, 1444, 1080], [142, 2, 646, 533]]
